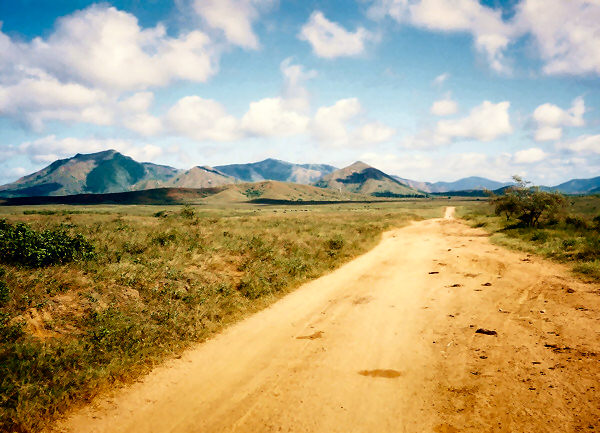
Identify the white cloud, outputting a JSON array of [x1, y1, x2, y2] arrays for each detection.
[[436, 100, 512, 142], [280, 57, 317, 112], [557, 134, 600, 154], [357, 122, 396, 144], [241, 97, 310, 137], [192, 0, 274, 49], [122, 114, 163, 136], [118, 92, 162, 136], [0, 71, 111, 130], [513, 147, 547, 163], [0, 5, 217, 92], [371, 0, 600, 76], [17, 135, 163, 164], [402, 100, 512, 148], [312, 98, 362, 144], [165, 96, 240, 142], [515, 0, 600, 76], [430, 97, 458, 116], [432, 73, 449, 86], [532, 96, 585, 141], [311, 98, 395, 146], [370, 0, 513, 73], [299, 11, 372, 58]]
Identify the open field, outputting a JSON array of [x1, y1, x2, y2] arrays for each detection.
[[0, 200, 445, 432], [54, 208, 600, 433], [1, 197, 598, 432]]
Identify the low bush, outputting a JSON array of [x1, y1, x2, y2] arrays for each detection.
[[0, 220, 95, 267], [565, 215, 588, 229]]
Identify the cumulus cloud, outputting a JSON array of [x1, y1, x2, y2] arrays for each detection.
[[192, 0, 274, 49], [513, 147, 547, 163], [312, 98, 395, 146], [299, 11, 372, 58], [370, 0, 600, 76], [241, 97, 310, 137], [403, 100, 512, 148], [557, 134, 600, 154], [0, 69, 111, 130], [370, 0, 513, 73], [312, 98, 363, 144], [533, 97, 585, 142], [430, 97, 458, 116], [0, 5, 217, 92], [515, 0, 600, 76], [437, 101, 512, 142], [165, 96, 240, 142]]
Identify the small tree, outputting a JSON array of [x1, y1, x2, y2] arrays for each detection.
[[489, 176, 565, 227]]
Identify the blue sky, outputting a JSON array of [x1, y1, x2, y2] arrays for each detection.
[[0, 0, 598, 185]]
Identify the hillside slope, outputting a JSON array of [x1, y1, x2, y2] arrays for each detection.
[[215, 159, 337, 184], [0, 150, 181, 197], [165, 166, 237, 189], [316, 162, 425, 197]]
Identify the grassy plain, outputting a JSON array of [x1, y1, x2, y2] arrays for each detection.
[[0, 200, 445, 432], [458, 195, 600, 281]]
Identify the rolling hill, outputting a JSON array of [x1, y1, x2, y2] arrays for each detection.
[[393, 176, 511, 193], [215, 158, 337, 184], [164, 166, 237, 188], [0, 150, 181, 197], [315, 161, 425, 197], [548, 176, 600, 194], [0, 181, 373, 206]]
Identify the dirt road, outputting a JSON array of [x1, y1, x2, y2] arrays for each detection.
[[55, 211, 600, 433]]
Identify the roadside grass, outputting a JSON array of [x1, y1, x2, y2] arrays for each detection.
[[0, 201, 442, 432], [458, 196, 600, 281]]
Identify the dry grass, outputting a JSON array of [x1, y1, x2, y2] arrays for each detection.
[[0, 201, 443, 432]]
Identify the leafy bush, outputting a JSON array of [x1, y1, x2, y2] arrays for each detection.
[[490, 176, 565, 227], [152, 232, 177, 246], [180, 206, 196, 219], [565, 215, 588, 229], [531, 230, 549, 242], [327, 235, 345, 251], [0, 219, 95, 267]]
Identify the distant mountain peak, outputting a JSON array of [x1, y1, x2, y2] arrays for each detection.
[[347, 161, 370, 170]]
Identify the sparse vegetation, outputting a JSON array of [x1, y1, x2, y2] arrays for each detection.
[[0, 202, 441, 432], [462, 190, 600, 281]]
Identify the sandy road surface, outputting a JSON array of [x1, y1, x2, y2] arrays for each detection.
[[55, 211, 600, 433]]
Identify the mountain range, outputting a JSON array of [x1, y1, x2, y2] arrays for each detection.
[[1, 150, 599, 199]]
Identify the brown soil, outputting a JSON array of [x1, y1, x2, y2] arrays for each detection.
[[52, 210, 600, 433]]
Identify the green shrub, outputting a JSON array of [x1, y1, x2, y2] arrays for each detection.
[[0, 219, 95, 267], [152, 232, 177, 246], [180, 206, 196, 219], [565, 215, 588, 229], [562, 238, 577, 249], [327, 235, 344, 251], [531, 230, 549, 242]]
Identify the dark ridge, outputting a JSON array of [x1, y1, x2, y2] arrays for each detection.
[[0, 187, 228, 206], [371, 191, 428, 198], [196, 166, 228, 176], [248, 198, 414, 205], [0, 182, 63, 197], [336, 168, 407, 186]]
